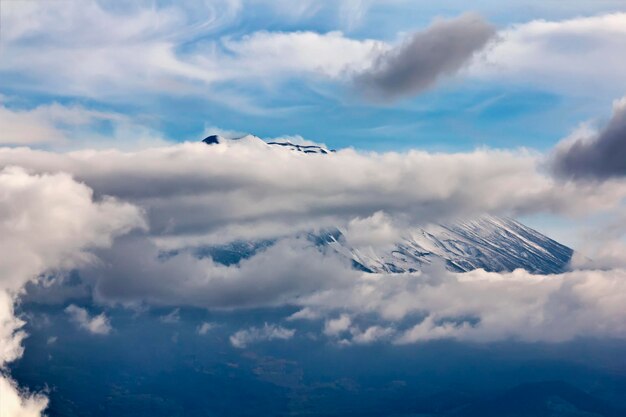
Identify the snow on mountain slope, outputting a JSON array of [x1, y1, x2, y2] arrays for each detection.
[[327, 215, 573, 274]]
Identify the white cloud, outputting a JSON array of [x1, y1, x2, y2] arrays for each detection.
[[89, 237, 357, 309], [300, 266, 626, 344], [324, 314, 352, 336], [0, 0, 380, 102], [229, 323, 295, 348], [160, 308, 181, 324], [287, 307, 320, 321], [343, 211, 401, 249], [197, 322, 216, 335], [350, 325, 394, 345], [472, 13, 626, 96], [217, 30, 384, 80], [3, 2, 626, 107], [0, 140, 623, 347], [0, 100, 169, 149], [0, 0, 238, 98], [0, 376, 47, 417], [65, 305, 112, 335], [0, 167, 143, 416]]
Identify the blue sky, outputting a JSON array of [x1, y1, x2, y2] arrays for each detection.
[[2, 0, 626, 152]]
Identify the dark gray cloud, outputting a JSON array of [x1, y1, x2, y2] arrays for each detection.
[[354, 13, 496, 102], [552, 98, 626, 179]]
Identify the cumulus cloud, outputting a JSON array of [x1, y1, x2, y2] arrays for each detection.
[[65, 305, 112, 335], [354, 13, 496, 102], [0, 376, 47, 417], [324, 314, 352, 336], [230, 323, 295, 348], [0, 167, 143, 416], [552, 96, 626, 179]]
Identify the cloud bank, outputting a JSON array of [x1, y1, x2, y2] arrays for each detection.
[[0, 138, 620, 347], [0, 140, 624, 250]]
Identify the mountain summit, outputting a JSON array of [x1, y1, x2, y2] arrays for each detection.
[[202, 134, 334, 154]]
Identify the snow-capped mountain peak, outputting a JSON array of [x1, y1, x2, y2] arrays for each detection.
[[202, 135, 334, 154]]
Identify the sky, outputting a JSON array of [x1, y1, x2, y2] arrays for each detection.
[[2, 1, 626, 416], [2, 0, 626, 153]]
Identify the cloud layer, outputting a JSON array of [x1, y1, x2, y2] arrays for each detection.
[[1, 140, 624, 250], [0, 139, 620, 347]]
